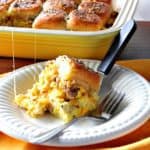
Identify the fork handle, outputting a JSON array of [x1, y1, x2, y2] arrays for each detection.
[[98, 20, 137, 75], [29, 119, 78, 144]]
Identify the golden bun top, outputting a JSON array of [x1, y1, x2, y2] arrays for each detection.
[[55, 55, 101, 92], [37, 9, 67, 21], [66, 9, 103, 31], [43, 0, 78, 13], [68, 9, 100, 24], [79, 1, 112, 22], [32, 9, 67, 29], [7, 0, 42, 20], [8, 0, 42, 12]]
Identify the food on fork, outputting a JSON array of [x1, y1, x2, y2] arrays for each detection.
[[15, 55, 101, 122], [43, 0, 78, 14], [8, 0, 42, 27], [66, 9, 103, 31], [32, 9, 67, 29]]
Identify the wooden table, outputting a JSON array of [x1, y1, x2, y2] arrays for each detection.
[[0, 21, 150, 74]]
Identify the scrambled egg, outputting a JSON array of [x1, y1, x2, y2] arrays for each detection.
[[15, 57, 100, 122]]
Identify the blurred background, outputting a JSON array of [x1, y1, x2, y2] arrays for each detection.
[[120, 0, 150, 59], [134, 0, 150, 21]]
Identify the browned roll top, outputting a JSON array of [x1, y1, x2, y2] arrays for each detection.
[[79, 1, 112, 24], [11, 0, 42, 9], [43, 0, 78, 13], [32, 8, 67, 29]]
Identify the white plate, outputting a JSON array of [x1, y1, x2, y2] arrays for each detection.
[[0, 59, 149, 147]]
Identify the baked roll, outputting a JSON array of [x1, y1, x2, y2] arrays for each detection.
[[79, 1, 112, 26], [32, 9, 67, 29], [8, 0, 42, 27], [43, 0, 78, 14], [66, 9, 103, 31]]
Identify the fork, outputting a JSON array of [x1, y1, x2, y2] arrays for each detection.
[[91, 89, 125, 121], [28, 20, 135, 144], [29, 89, 125, 144]]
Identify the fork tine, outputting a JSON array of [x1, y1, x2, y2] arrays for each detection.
[[100, 90, 113, 110], [104, 91, 118, 113], [107, 92, 125, 115]]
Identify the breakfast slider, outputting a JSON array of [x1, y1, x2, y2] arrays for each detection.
[[79, 1, 112, 26], [43, 0, 78, 14], [66, 9, 103, 31], [32, 8, 67, 29], [8, 0, 42, 27]]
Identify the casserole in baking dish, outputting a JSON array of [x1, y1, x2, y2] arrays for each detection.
[[0, 0, 138, 59]]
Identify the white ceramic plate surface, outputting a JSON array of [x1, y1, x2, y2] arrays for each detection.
[[0, 59, 149, 147]]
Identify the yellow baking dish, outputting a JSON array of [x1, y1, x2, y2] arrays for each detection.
[[0, 0, 138, 59]]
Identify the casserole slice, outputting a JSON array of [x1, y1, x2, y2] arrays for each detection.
[[15, 56, 100, 122]]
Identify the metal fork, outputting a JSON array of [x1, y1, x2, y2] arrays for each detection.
[[92, 89, 125, 121], [29, 89, 125, 144]]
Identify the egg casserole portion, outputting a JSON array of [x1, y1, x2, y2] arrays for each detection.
[[15, 56, 100, 122]]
